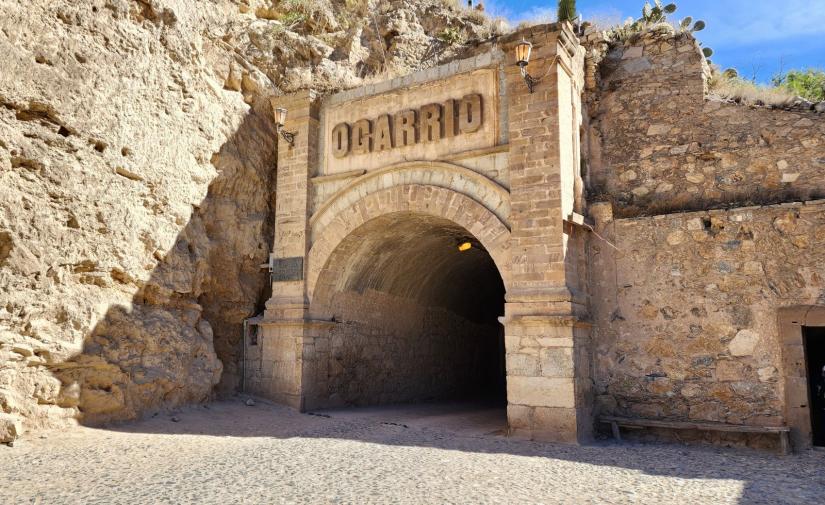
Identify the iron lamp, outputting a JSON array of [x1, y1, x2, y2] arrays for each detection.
[[273, 107, 297, 147], [515, 39, 539, 93]]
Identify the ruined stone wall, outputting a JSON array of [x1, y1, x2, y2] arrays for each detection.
[[587, 31, 825, 216], [589, 200, 825, 441]]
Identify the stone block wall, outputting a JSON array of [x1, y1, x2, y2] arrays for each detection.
[[502, 23, 593, 443], [304, 289, 503, 408], [589, 200, 825, 445], [587, 31, 825, 216]]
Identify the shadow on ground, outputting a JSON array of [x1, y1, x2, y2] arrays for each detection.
[[101, 398, 825, 505]]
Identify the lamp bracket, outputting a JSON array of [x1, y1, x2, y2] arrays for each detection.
[[517, 55, 559, 94], [520, 67, 539, 94], [277, 125, 297, 147]]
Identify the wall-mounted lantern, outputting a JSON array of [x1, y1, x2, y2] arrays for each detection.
[[273, 107, 297, 147], [515, 39, 539, 93]]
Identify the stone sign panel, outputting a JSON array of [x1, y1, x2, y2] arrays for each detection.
[[270, 256, 304, 282], [321, 68, 499, 174]]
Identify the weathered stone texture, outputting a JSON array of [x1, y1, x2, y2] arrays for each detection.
[[0, 0, 240, 430], [315, 290, 502, 407], [0, 412, 22, 444], [589, 201, 825, 431], [588, 32, 825, 215], [0, 0, 500, 433]]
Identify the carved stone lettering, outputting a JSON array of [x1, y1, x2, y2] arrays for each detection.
[[394, 110, 417, 148], [420, 103, 442, 143], [459, 94, 482, 133], [351, 118, 372, 154], [330, 93, 484, 158], [443, 98, 457, 138], [331, 122, 350, 158], [374, 114, 393, 152]]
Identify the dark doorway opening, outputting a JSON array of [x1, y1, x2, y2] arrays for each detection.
[[803, 327, 825, 447], [313, 213, 507, 410]]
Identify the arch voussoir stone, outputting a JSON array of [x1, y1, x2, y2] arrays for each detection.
[[309, 161, 510, 238], [307, 184, 512, 303]]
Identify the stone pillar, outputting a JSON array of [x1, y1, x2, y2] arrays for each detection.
[[503, 24, 592, 443], [255, 90, 319, 409]]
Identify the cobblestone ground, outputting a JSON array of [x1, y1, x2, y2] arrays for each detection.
[[2, 399, 824, 505]]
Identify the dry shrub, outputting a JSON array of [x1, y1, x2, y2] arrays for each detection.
[[255, 0, 339, 33], [708, 73, 796, 107], [513, 7, 556, 31]]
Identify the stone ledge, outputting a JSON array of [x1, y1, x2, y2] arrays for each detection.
[[322, 52, 505, 107], [612, 197, 825, 225], [310, 169, 366, 185]]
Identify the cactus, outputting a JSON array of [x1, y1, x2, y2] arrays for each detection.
[[679, 17, 706, 33], [641, 0, 677, 24], [722, 68, 739, 79], [607, 1, 712, 46], [557, 0, 577, 23]]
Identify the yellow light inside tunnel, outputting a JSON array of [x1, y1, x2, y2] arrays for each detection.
[[458, 242, 472, 252]]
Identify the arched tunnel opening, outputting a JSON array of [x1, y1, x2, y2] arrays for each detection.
[[311, 212, 507, 410]]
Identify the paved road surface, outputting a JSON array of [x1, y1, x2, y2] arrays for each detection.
[[1, 399, 823, 504]]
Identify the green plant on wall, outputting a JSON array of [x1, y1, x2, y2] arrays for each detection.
[[677, 16, 705, 34], [437, 26, 463, 45], [557, 0, 576, 23], [607, 1, 712, 59], [772, 69, 825, 102], [280, 11, 306, 29], [639, 0, 676, 24]]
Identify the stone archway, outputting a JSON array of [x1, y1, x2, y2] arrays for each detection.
[[307, 183, 511, 304], [261, 51, 592, 441], [309, 160, 512, 239], [302, 184, 512, 410]]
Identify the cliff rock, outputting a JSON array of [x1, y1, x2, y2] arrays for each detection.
[[0, 0, 500, 431]]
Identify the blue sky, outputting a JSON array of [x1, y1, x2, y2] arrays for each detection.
[[487, 0, 825, 82]]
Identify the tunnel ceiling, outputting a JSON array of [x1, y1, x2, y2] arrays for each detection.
[[318, 212, 505, 323]]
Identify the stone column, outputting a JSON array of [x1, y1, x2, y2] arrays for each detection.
[[255, 90, 319, 409], [503, 24, 592, 443]]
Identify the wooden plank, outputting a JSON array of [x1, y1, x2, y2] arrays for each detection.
[[599, 416, 789, 434]]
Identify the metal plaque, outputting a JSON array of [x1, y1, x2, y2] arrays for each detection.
[[271, 256, 304, 282]]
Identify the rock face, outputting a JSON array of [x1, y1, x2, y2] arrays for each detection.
[[0, 0, 500, 431], [0, 412, 22, 444]]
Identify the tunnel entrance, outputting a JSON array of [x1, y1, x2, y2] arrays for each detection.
[[311, 212, 507, 409]]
